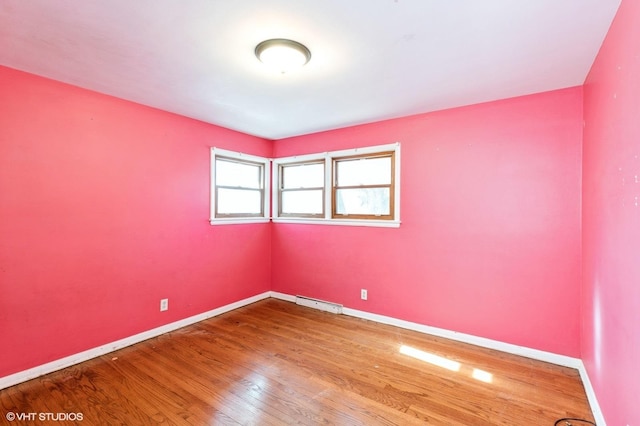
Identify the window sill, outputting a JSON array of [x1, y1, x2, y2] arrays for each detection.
[[209, 218, 270, 226], [271, 217, 400, 228]]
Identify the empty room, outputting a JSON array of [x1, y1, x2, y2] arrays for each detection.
[[0, 1, 638, 425]]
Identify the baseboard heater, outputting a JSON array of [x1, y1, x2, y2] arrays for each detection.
[[295, 295, 343, 314]]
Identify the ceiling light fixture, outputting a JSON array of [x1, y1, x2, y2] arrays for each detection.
[[255, 39, 311, 74]]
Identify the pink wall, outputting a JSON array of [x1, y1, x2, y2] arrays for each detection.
[[582, 1, 640, 424], [0, 66, 272, 377], [272, 88, 583, 357], [3, 10, 634, 418]]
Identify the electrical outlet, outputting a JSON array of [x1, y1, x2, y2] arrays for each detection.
[[160, 298, 168, 311], [361, 289, 368, 300]]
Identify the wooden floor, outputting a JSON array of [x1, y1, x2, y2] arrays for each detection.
[[1, 299, 594, 425]]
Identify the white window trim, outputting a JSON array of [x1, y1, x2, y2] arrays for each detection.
[[272, 143, 401, 228], [210, 147, 271, 225]]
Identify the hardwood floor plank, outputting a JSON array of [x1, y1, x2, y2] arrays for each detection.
[[0, 298, 594, 425]]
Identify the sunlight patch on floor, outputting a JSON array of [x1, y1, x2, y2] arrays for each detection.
[[399, 344, 494, 383]]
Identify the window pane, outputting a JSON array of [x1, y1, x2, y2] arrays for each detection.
[[216, 158, 261, 189], [336, 156, 391, 186], [282, 190, 323, 215], [282, 163, 324, 189], [217, 188, 262, 214], [335, 188, 390, 216]]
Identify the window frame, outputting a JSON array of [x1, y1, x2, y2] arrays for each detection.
[[210, 148, 270, 225], [332, 150, 395, 220], [272, 143, 400, 228], [278, 160, 326, 218]]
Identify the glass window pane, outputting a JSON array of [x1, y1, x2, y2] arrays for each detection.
[[282, 190, 323, 215], [216, 158, 261, 189], [336, 156, 391, 186], [335, 188, 390, 216], [217, 188, 262, 214], [282, 163, 324, 189]]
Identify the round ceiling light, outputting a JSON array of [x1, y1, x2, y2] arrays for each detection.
[[255, 39, 311, 73]]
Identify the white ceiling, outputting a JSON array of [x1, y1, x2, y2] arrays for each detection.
[[0, 1, 621, 140]]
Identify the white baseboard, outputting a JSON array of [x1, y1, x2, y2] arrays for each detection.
[[1, 290, 606, 425], [270, 291, 296, 302], [0, 291, 271, 391], [270, 291, 604, 424], [577, 361, 606, 425], [343, 306, 581, 368]]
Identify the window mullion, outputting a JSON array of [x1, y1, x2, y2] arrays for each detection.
[[333, 184, 391, 190], [324, 155, 332, 220]]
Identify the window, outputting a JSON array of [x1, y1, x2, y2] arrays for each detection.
[[210, 148, 269, 225], [333, 152, 394, 220], [272, 143, 400, 227], [279, 161, 325, 217]]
